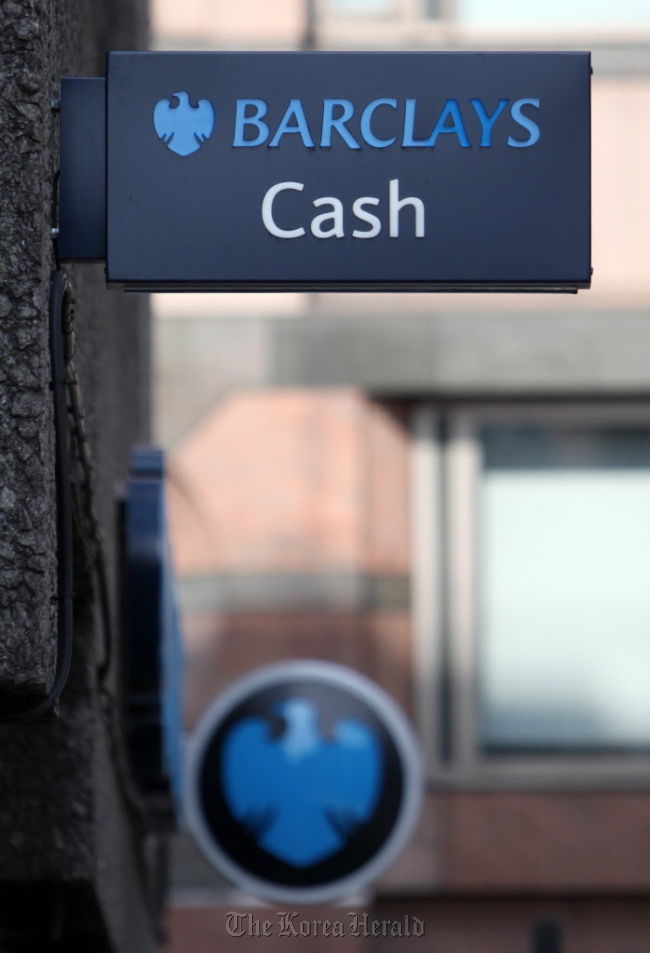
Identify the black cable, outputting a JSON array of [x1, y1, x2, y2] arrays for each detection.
[[51, 168, 61, 270], [62, 306, 113, 684], [0, 270, 74, 723]]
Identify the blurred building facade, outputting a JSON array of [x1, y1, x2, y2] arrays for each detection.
[[156, 3, 650, 951]]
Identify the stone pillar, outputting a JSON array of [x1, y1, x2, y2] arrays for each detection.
[[0, 1, 159, 949]]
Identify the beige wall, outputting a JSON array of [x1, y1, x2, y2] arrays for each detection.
[[169, 390, 410, 576], [592, 76, 650, 301], [153, 0, 305, 49]]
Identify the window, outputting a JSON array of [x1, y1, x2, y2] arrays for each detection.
[[324, 0, 397, 16], [423, 0, 442, 18], [322, 0, 445, 21], [413, 406, 650, 784], [458, 0, 650, 27]]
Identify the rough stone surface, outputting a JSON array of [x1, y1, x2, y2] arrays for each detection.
[[0, 1, 158, 950], [0, 0, 58, 698]]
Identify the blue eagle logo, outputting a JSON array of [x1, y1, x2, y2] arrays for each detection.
[[153, 91, 215, 157], [221, 698, 383, 868]]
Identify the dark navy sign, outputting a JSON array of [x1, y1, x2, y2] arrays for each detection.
[[124, 447, 183, 825], [185, 661, 422, 903], [103, 51, 591, 292]]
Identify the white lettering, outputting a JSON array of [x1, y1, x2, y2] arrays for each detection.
[[262, 181, 426, 239], [352, 196, 381, 238], [389, 178, 424, 238], [311, 196, 344, 238], [261, 181, 305, 238]]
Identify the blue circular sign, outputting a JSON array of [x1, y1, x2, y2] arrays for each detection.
[[185, 661, 422, 903]]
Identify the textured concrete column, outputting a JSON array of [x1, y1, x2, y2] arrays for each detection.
[[0, 2, 159, 950]]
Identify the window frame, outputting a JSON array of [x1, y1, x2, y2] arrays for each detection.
[[321, 0, 401, 19], [412, 402, 650, 789], [316, 0, 455, 37]]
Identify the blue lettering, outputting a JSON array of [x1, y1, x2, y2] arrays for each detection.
[[429, 99, 470, 148], [236, 96, 539, 151], [403, 99, 469, 148], [402, 99, 434, 147], [470, 98, 508, 147], [233, 99, 269, 146], [269, 99, 315, 148], [508, 98, 540, 148], [321, 99, 360, 149], [360, 99, 397, 148]]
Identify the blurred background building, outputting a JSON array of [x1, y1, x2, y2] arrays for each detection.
[[153, 2, 650, 952]]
